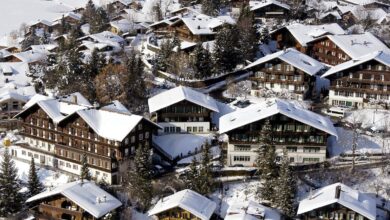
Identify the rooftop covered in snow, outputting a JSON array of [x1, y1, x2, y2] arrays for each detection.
[[324, 32, 390, 59], [297, 183, 376, 220], [249, 0, 291, 11], [322, 50, 390, 78], [26, 180, 122, 219], [148, 86, 219, 113], [218, 98, 338, 137], [148, 189, 216, 220], [273, 23, 345, 46], [225, 200, 281, 220], [244, 48, 326, 76]]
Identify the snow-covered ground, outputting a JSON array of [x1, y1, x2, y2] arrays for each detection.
[[345, 108, 390, 131], [328, 127, 390, 157]]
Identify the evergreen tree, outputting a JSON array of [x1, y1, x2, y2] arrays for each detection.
[[80, 153, 91, 182], [192, 43, 213, 79], [213, 25, 240, 73], [81, 0, 97, 24], [260, 27, 270, 44], [256, 119, 278, 203], [153, 3, 163, 21], [89, 7, 110, 34], [0, 148, 23, 216], [201, 0, 220, 16], [20, 29, 41, 51], [185, 157, 200, 191], [27, 157, 45, 198], [237, 7, 258, 62], [275, 150, 296, 217], [198, 141, 214, 195], [128, 144, 153, 212], [155, 39, 174, 72], [83, 49, 106, 100]]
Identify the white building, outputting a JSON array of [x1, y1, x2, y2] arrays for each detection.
[[219, 99, 338, 166], [148, 86, 219, 134]]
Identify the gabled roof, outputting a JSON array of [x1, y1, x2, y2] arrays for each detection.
[[274, 23, 345, 46], [148, 189, 216, 220], [101, 100, 131, 114], [69, 108, 160, 142], [226, 200, 281, 220], [26, 181, 122, 219], [318, 11, 342, 20], [249, 0, 291, 11], [59, 92, 93, 106], [297, 183, 376, 220], [148, 86, 219, 113], [172, 14, 235, 35], [20, 99, 88, 123], [0, 90, 29, 103], [219, 99, 338, 137], [326, 32, 390, 59], [244, 48, 326, 76], [322, 51, 390, 78]]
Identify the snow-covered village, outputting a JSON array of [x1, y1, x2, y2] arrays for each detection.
[[0, 0, 390, 219]]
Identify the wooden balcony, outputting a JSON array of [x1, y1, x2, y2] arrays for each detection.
[[31, 204, 83, 219], [250, 77, 305, 85]]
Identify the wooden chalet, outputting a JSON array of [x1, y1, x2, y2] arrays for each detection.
[[148, 86, 219, 134], [14, 96, 160, 184], [270, 23, 345, 53], [249, 0, 291, 20], [245, 48, 326, 100], [322, 51, 390, 108], [307, 32, 390, 65], [27, 180, 122, 220], [219, 99, 338, 166], [148, 189, 217, 220], [298, 183, 377, 220]]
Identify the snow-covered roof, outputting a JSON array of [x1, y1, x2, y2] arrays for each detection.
[[219, 98, 338, 137], [59, 92, 93, 106], [153, 134, 211, 160], [4, 50, 47, 63], [318, 11, 342, 20], [225, 201, 281, 220], [326, 32, 390, 59], [170, 5, 202, 16], [342, 0, 377, 5], [249, 0, 291, 11], [27, 44, 57, 53], [101, 100, 131, 114], [245, 48, 326, 76], [297, 183, 376, 220], [23, 94, 54, 109], [322, 51, 390, 78], [276, 23, 345, 46], [78, 31, 125, 45], [26, 180, 122, 219], [70, 108, 158, 142], [0, 90, 29, 103], [148, 86, 219, 113], [148, 189, 216, 220], [172, 14, 235, 36], [53, 12, 82, 22]]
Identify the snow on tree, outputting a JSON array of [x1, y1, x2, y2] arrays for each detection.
[[192, 43, 214, 79], [0, 148, 23, 216], [27, 157, 45, 198], [256, 118, 278, 204], [127, 144, 153, 212], [213, 24, 241, 73], [201, 0, 220, 16], [80, 153, 92, 182], [275, 149, 296, 217], [95, 64, 128, 105], [237, 6, 258, 62]]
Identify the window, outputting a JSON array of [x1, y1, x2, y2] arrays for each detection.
[[22, 150, 26, 155], [60, 161, 64, 166], [303, 147, 320, 153], [234, 145, 251, 151], [138, 124, 142, 130], [187, 127, 192, 132], [303, 158, 320, 163], [131, 136, 135, 143], [193, 127, 198, 133], [164, 127, 169, 133], [139, 134, 143, 140], [145, 132, 149, 139], [125, 138, 129, 145], [199, 127, 203, 132], [125, 148, 129, 156], [287, 147, 297, 152], [175, 127, 181, 133], [233, 156, 250, 161], [73, 164, 78, 170]]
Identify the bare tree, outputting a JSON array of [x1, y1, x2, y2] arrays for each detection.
[[347, 114, 362, 173]]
